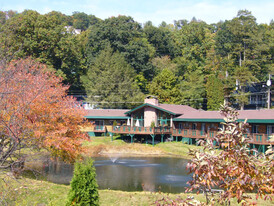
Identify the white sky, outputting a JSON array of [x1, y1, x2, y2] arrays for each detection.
[[0, 0, 273, 25]]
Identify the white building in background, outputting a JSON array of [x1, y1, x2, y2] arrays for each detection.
[[64, 26, 81, 35]]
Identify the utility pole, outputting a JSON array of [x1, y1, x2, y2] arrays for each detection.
[[266, 74, 272, 109]]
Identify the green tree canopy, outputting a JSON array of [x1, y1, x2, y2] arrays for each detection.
[[215, 10, 272, 80], [180, 70, 206, 109], [86, 15, 155, 79], [233, 66, 258, 110], [81, 46, 144, 109], [144, 23, 179, 58], [151, 56, 177, 74], [206, 75, 224, 110], [1, 10, 85, 90], [72, 12, 100, 30], [149, 68, 181, 104]]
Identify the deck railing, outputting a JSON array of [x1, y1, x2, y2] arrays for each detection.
[[112, 126, 172, 134], [172, 129, 215, 139], [90, 125, 273, 145], [93, 125, 106, 132], [113, 126, 149, 134], [172, 128, 273, 145], [248, 133, 273, 145]]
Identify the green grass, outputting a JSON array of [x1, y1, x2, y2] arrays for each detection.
[[0, 174, 68, 206], [83, 135, 127, 147], [1, 174, 273, 206], [155, 142, 204, 159], [83, 135, 203, 158]]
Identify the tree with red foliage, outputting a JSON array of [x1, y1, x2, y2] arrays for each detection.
[[186, 105, 274, 205], [0, 58, 88, 171]]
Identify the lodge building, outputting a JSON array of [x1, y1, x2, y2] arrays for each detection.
[[84, 96, 274, 153]]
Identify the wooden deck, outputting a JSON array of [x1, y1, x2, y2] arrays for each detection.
[[112, 126, 171, 135], [172, 129, 273, 145], [93, 125, 106, 133], [248, 133, 273, 145], [89, 125, 273, 145], [172, 129, 211, 139]]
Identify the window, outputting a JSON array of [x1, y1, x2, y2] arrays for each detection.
[[218, 123, 224, 130], [210, 123, 216, 129], [267, 125, 274, 135], [120, 120, 126, 126], [250, 95, 256, 104], [95, 120, 104, 126], [201, 123, 206, 131], [157, 111, 170, 126], [252, 125, 259, 133], [178, 123, 183, 129], [192, 123, 197, 130]]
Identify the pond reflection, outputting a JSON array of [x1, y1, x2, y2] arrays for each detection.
[[33, 156, 192, 193]]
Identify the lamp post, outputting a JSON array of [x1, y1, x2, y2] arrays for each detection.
[[266, 74, 272, 109]]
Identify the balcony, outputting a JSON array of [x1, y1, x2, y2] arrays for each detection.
[[248, 133, 273, 145], [173, 129, 273, 145], [172, 129, 213, 139], [112, 126, 171, 135], [93, 125, 106, 133], [90, 125, 273, 145]]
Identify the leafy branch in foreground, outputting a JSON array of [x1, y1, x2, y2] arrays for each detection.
[[186, 105, 274, 205]]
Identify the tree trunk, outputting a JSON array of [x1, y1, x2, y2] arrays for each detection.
[[239, 52, 242, 67]]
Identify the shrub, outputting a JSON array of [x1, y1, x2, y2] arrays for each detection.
[[150, 121, 155, 128], [66, 159, 99, 206]]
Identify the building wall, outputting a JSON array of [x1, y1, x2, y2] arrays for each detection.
[[144, 107, 157, 127], [174, 121, 271, 134], [249, 123, 267, 133], [259, 124, 266, 133], [174, 122, 220, 132]]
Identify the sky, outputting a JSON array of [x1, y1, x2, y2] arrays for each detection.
[[0, 0, 273, 25]]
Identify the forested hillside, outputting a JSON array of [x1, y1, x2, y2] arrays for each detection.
[[0, 10, 273, 109]]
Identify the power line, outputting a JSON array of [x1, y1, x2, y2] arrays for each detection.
[[84, 101, 144, 104]]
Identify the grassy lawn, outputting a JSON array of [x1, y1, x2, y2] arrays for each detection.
[[155, 142, 204, 159], [1, 174, 273, 206], [83, 135, 203, 159], [1, 174, 202, 206]]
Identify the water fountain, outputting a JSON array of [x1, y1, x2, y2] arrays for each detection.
[[37, 156, 191, 193], [108, 154, 120, 163]]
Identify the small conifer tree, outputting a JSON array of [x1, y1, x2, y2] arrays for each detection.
[[67, 159, 99, 206]]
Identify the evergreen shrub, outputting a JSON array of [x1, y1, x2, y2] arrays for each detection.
[[66, 159, 99, 206]]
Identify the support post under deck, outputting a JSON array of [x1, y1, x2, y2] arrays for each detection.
[[161, 134, 164, 143], [129, 134, 135, 143], [110, 132, 113, 142], [258, 145, 266, 153], [150, 134, 155, 146]]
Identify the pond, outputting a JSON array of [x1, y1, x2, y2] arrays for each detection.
[[33, 156, 192, 193]]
